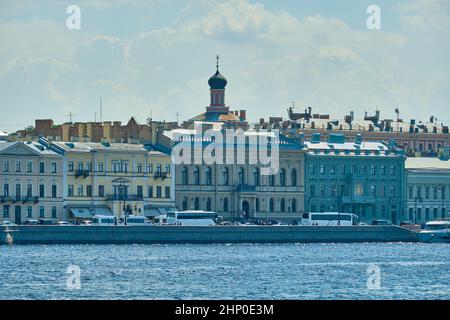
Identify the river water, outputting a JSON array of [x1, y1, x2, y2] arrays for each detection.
[[0, 243, 449, 299]]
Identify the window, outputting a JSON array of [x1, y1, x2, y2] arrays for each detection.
[[123, 162, 128, 173], [381, 166, 386, 175], [319, 165, 325, 175], [68, 162, 74, 172], [39, 184, 45, 198], [52, 185, 57, 198], [442, 187, 446, 199], [433, 187, 438, 200], [27, 161, 33, 173], [280, 199, 285, 212], [370, 185, 376, 197], [425, 186, 430, 199], [292, 199, 297, 212], [51, 206, 57, 219], [3, 184, 9, 197], [320, 184, 326, 197], [112, 162, 119, 173], [279, 169, 286, 186], [291, 169, 297, 186], [194, 167, 200, 185], [238, 168, 245, 185], [165, 164, 170, 173], [269, 174, 275, 186], [147, 164, 153, 173], [51, 162, 57, 173], [206, 198, 211, 211], [68, 185, 74, 197], [255, 198, 260, 212], [390, 166, 395, 176], [222, 167, 228, 186], [182, 166, 188, 185], [156, 164, 161, 173], [331, 184, 337, 197], [98, 185, 104, 198], [156, 186, 162, 198], [205, 167, 212, 185], [15, 161, 21, 172], [309, 164, 315, 175], [355, 183, 364, 196], [341, 165, 346, 175], [3, 205, 10, 218], [16, 184, 21, 198], [27, 206, 32, 218], [77, 185, 83, 197], [165, 186, 170, 199], [182, 197, 188, 211], [417, 186, 422, 198], [194, 197, 199, 210], [27, 184, 32, 197], [3, 161, 9, 172], [269, 198, 274, 212], [148, 186, 153, 198], [223, 198, 228, 212], [137, 185, 143, 198], [390, 185, 396, 197], [409, 186, 413, 199], [86, 185, 92, 197], [39, 162, 45, 173], [433, 208, 438, 219], [137, 163, 142, 173], [370, 165, 376, 175], [86, 162, 92, 172], [330, 165, 335, 175], [39, 206, 45, 218], [253, 168, 260, 186], [98, 162, 104, 172]]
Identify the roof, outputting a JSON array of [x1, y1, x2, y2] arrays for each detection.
[[405, 157, 450, 170], [0, 141, 59, 156], [51, 141, 164, 155], [190, 111, 240, 122]]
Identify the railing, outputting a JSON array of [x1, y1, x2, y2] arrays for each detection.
[[75, 170, 90, 178], [106, 194, 144, 201], [0, 196, 39, 203], [154, 172, 168, 180]]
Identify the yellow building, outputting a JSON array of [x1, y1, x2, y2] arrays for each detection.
[[50, 141, 174, 222]]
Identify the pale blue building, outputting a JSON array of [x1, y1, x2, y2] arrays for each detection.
[[304, 133, 406, 224]]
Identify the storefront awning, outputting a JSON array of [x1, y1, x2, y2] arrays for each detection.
[[92, 207, 113, 216], [69, 208, 93, 219]]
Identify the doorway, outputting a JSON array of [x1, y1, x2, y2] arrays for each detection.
[[242, 200, 250, 219], [14, 206, 22, 225]]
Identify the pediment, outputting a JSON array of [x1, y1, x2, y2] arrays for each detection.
[[0, 142, 41, 156]]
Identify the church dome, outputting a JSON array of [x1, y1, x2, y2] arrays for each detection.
[[208, 55, 227, 89]]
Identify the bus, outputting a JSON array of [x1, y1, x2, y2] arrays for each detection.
[[301, 212, 359, 226], [153, 210, 219, 226], [91, 215, 117, 226]]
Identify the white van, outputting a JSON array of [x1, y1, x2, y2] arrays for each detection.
[[124, 215, 150, 226]]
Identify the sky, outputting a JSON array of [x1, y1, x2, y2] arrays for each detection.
[[0, 0, 449, 132]]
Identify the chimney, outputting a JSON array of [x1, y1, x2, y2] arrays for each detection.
[[239, 110, 246, 121]]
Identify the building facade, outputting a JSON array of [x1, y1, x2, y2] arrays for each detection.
[[44, 140, 175, 222], [0, 141, 64, 224], [406, 158, 450, 224], [304, 133, 406, 224]]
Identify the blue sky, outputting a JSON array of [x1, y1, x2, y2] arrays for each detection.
[[0, 0, 449, 132]]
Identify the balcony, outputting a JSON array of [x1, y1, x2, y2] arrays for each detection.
[[75, 170, 90, 179], [0, 196, 39, 203], [341, 195, 375, 204], [106, 194, 144, 201], [154, 172, 168, 180]]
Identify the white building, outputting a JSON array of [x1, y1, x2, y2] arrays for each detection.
[[0, 141, 64, 223]]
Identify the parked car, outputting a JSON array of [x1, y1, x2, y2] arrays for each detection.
[[0, 220, 15, 226], [24, 219, 40, 225], [56, 221, 71, 226], [79, 220, 92, 226], [371, 219, 391, 226], [38, 219, 56, 225]]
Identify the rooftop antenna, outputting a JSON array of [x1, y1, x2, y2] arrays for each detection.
[[395, 108, 399, 133], [65, 112, 76, 123], [174, 112, 182, 123], [99, 96, 103, 123]]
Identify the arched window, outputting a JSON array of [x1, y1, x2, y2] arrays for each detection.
[[269, 174, 275, 186], [253, 168, 260, 186], [194, 166, 200, 185], [205, 167, 212, 185], [255, 198, 260, 212], [291, 168, 297, 187], [269, 198, 274, 212], [238, 167, 245, 185], [182, 166, 188, 185], [280, 169, 286, 186], [292, 199, 296, 212], [223, 198, 228, 212], [182, 197, 188, 211], [194, 197, 199, 210], [280, 199, 285, 212], [222, 167, 229, 185], [206, 197, 211, 211]]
